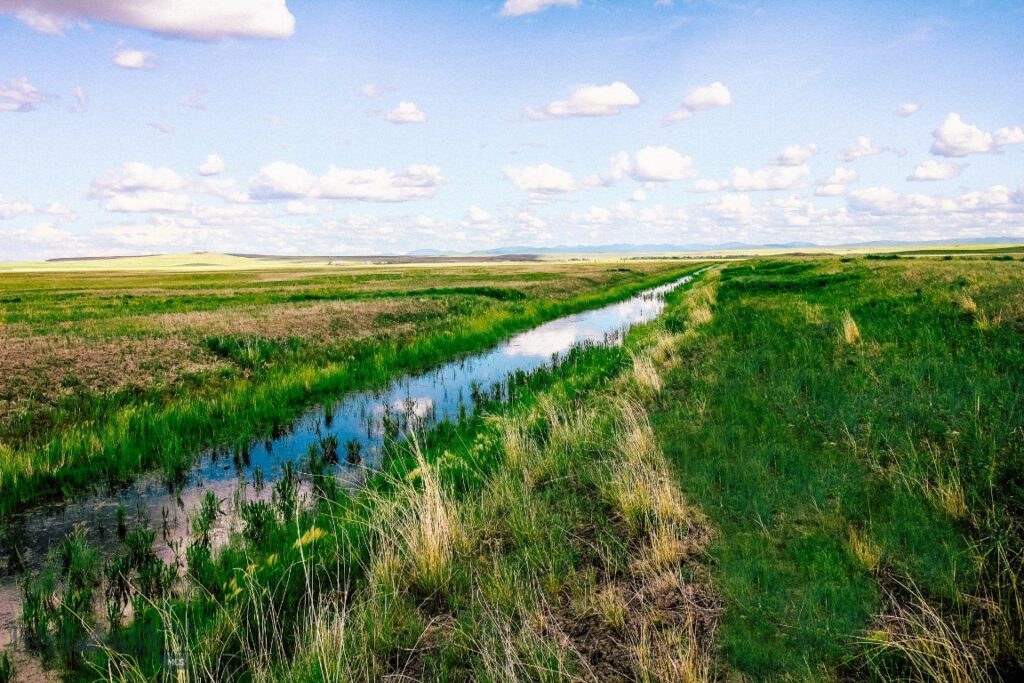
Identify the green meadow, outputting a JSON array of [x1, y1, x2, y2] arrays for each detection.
[[2, 253, 1023, 682]]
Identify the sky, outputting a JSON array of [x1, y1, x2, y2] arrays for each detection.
[[1, 0, 1023, 260]]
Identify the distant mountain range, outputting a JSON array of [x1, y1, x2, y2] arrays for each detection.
[[406, 236, 1022, 256]]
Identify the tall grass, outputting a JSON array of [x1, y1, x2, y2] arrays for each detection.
[[36, 268, 719, 681]]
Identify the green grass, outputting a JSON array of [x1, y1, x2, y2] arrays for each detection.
[[8, 257, 1024, 681], [655, 257, 1024, 679], [0, 262, 704, 518], [16, 272, 713, 682]]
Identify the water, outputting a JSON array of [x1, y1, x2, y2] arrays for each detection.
[[0, 271, 698, 661]]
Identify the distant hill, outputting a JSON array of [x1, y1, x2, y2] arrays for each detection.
[[429, 236, 1023, 256]]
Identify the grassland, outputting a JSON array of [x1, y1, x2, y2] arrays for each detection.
[[0, 257, 699, 516], [3, 254, 1023, 682], [656, 256, 1024, 680]]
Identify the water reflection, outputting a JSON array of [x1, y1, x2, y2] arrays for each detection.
[[0, 271, 699, 652]]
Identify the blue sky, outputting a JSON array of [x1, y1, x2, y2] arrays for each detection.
[[1, 0, 1023, 259]]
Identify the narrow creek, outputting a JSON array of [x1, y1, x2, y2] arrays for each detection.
[[0, 270, 700, 668]]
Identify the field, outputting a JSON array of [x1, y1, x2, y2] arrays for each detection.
[[0, 255, 699, 516], [1, 253, 1023, 681]]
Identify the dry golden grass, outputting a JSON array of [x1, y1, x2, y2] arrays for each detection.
[[848, 528, 882, 573], [841, 310, 862, 345], [861, 581, 992, 683]]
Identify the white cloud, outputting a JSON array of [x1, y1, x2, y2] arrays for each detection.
[[730, 164, 809, 191], [68, 85, 87, 113], [113, 49, 156, 70], [198, 154, 226, 176], [249, 162, 316, 199], [500, 0, 579, 17], [18, 221, 73, 243], [466, 206, 493, 223], [626, 146, 696, 182], [907, 158, 961, 182], [586, 146, 696, 187], [836, 136, 883, 161], [249, 162, 446, 202], [896, 102, 921, 117], [385, 101, 427, 124], [815, 166, 859, 196], [285, 200, 319, 215], [664, 81, 732, 123], [631, 190, 647, 202], [92, 162, 187, 193], [703, 193, 757, 224], [503, 163, 576, 195], [319, 165, 444, 202], [683, 81, 732, 110], [773, 144, 818, 166], [847, 184, 1022, 217], [103, 192, 192, 213], [930, 113, 1024, 157], [0, 76, 54, 113], [0, 195, 35, 219], [1, 196, 76, 221], [89, 162, 191, 213], [527, 81, 640, 120], [150, 122, 175, 134], [1, 0, 295, 40], [357, 84, 388, 99]]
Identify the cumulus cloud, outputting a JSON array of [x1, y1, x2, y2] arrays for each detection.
[[930, 113, 1024, 157], [773, 144, 818, 166], [113, 49, 156, 70], [613, 146, 696, 183], [249, 161, 446, 202], [198, 154, 226, 176], [815, 166, 859, 196], [663, 81, 732, 124], [89, 161, 190, 213], [907, 158, 961, 182], [92, 162, 187, 194], [503, 163, 576, 195], [896, 102, 921, 117], [847, 184, 1023, 217], [1, 196, 77, 222], [0, 0, 296, 40], [836, 135, 883, 162], [0, 76, 54, 113], [466, 206, 493, 223], [385, 101, 427, 124], [729, 164, 809, 191], [500, 0, 579, 17], [527, 81, 640, 120]]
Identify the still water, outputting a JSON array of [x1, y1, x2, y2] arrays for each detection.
[[0, 270, 699, 657]]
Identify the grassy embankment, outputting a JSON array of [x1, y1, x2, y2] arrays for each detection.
[[0, 260, 701, 517], [14, 269, 719, 681], [656, 256, 1024, 679]]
